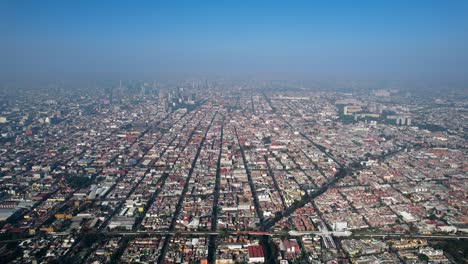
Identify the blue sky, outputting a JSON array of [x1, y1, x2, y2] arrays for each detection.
[[2, 0, 468, 82]]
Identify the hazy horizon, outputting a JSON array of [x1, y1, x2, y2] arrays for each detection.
[[2, 0, 468, 85]]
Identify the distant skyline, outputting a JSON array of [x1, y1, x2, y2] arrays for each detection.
[[2, 0, 468, 84]]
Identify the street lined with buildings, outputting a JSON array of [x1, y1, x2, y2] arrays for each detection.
[[0, 82, 466, 263]]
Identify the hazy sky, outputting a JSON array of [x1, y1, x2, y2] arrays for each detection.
[[2, 0, 468, 82]]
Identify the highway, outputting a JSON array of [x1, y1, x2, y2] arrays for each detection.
[[351, 233, 468, 240], [40, 230, 468, 241]]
